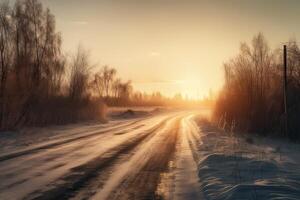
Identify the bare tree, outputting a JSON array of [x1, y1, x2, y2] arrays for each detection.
[[0, 0, 109, 128], [69, 46, 91, 100], [92, 65, 117, 99], [102, 66, 116, 98], [0, 2, 14, 128], [214, 33, 275, 132], [117, 80, 132, 102], [93, 71, 105, 98], [112, 78, 121, 98]]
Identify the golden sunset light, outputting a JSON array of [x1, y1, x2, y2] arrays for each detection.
[[22, 0, 300, 99], [1, 1, 300, 199]]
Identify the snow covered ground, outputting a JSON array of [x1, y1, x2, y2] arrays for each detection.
[[0, 108, 193, 199], [0, 107, 162, 155], [0, 108, 299, 200], [195, 118, 300, 200]]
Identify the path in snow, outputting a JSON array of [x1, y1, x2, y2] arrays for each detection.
[[0, 110, 204, 200]]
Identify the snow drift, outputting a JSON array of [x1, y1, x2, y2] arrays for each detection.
[[196, 120, 300, 200]]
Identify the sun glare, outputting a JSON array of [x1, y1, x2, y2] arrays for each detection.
[[132, 79, 207, 100], [174, 79, 203, 100]]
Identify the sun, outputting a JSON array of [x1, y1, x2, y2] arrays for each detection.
[[173, 79, 203, 100]]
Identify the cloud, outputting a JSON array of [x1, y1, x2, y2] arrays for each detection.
[[148, 51, 160, 57], [70, 21, 88, 25]]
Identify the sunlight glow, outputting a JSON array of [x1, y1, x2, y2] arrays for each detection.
[[133, 79, 208, 100], [39, 0, 300, 99]]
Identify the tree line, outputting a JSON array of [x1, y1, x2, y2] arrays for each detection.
[[0, 0, 205, 130], [213, 33, 300, 140], [0, 0, 136, 129]]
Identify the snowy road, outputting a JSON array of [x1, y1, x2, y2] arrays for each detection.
[[0, 110, 205, 200]]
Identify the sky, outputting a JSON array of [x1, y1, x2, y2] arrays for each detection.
[[10, 0, 300, 99]]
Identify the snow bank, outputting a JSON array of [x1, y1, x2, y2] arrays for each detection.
[[108, 107, 167, 119], [198, 154, 300, 200], [196, 120, 300, 200]]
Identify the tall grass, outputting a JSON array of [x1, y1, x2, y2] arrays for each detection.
[[213, 33, 300, 140]]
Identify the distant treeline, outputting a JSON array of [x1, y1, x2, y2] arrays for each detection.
[[213, 33, 300, 140], [0, 0, 207, 130], [91, 65, 210, 107]]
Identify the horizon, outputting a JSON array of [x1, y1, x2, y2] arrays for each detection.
[[8, 0, 300, 99]]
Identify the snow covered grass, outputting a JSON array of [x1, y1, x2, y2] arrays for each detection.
[[196, 118, 300, 200]]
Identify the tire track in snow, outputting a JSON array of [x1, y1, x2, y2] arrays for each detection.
[[0, 118, 148, 162], [172, 114, 204, 200], [98, 117, 182, 200], [23, 116, 174, 200]]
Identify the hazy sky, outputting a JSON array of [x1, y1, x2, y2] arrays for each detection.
[[13, 0, 300, 98]]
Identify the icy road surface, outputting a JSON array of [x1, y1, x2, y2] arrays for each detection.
[[0, 110, 206, 200]]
